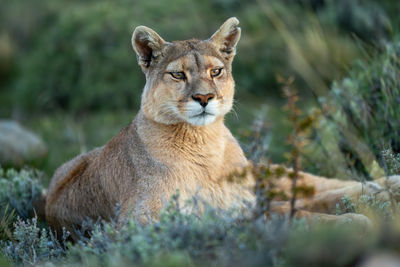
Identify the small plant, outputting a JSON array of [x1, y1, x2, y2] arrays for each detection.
[[358, 195, 394, 220], [336, 195, 356, 215], [1, 217, 68, 265], [281, 77, 316, 218], [0, 167, 43, 220], [0, 206, 15, 241], [241, 77, 316, 221], [381, 148, 400, 175], [65, 194, 288, 266], [313, 38, 400, 179]]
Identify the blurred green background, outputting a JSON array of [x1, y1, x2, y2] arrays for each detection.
[[1, 0, 399, 182]]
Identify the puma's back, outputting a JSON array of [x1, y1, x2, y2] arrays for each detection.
[[45, 18, 254, 235]]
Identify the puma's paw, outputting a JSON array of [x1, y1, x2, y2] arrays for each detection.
[[363, 181, 384, 195], [384, 175, 400, 200], [386, 175, 400, 191], [362, 181, 392, 202], [364, 177, 400, 202]]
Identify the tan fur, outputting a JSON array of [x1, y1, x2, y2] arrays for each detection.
[[46, 18, 400, 235], [46, 18, 254, 235]]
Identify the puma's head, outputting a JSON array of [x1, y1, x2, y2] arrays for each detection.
[[132, 17, 241, 126]]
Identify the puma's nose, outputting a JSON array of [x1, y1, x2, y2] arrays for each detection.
[[192, 93, 215, 107]]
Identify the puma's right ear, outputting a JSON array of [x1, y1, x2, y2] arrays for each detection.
[[132, 26, 167, 68], [209, 17, 241, 60]]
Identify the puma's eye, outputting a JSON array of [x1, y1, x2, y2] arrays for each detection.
[[170, 72, 186, 80], [210, 68, 223, 78]]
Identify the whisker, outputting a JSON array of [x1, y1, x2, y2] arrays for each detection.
[[230, 105, 239, 120]]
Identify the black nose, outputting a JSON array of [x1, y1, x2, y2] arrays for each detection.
[[192, 93, 215, 107]]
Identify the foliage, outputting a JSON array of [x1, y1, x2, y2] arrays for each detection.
[[67, 197, 286, 266], [0, 165, 398, 266], [245, 77, 316, 220], [358, 195, 394, 221], [0, 206, 15, 241], [28, 111, 135, 178], [283, 223, 374, 267], [298, 37, 400, 179], [0, 193, 291, 266], [1, 1, 400, 266], [1, 0, 398, 175], [0, 192, 399, 267], [332, 39, 400, 160], [0, 167, 43, 244], [1, 218, 68, 265], [0, 0, 396, 116], [382, 149, 400, 176], [0, 168, 43, 220], [336, 195, 356, 215]]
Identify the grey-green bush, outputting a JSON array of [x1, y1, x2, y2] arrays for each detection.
[[302, 37, 400, 178], [0, 168, 43, 220], [2, 192, 398, 267], [1, 0, 395, 115], [331, 39, 400, 175], [1, 218, 68, 265]]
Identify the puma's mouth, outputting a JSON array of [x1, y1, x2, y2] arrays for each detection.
[[187, 111, 217, 126], [183, 100, 219, 126], [190, 111, 215, 118]]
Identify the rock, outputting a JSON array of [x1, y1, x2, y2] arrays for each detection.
[[0, 120, 47, 166], [358, 252, 400, 267]]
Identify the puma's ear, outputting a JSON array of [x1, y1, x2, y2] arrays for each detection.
[[132, 26, 167, 68], [209, 17, 241, 60]]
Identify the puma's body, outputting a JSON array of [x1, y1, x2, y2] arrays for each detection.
[[46, 112, 253, 232], [46, 18, 256, 233], [46, 18, 400, 235]]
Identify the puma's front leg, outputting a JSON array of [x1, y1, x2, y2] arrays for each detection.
[[269, 201, 372, 229], [271, 164, 362, 196], [375, 175, 400, 202], [298, 182, 384, 214], [295, 174, 400, 213]]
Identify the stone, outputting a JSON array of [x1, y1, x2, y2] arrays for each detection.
[[0, 120, 47, 166]]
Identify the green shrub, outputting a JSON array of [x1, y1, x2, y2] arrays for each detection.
[[0, 168, 43, 220], [6, 0, 217, 114], [336, 195, 356, 215], [12, 1, 143, 113], [1, 191, 400, 266], [0, 206, 15, 241], [301, 37, 400, 179], [66, 196, 287, 266], [331, 39, 400, 177], [284, 223, 374, 267], [1, 0, 395, 115], [382, 148, 400, 175], [0, 167, 44, 242], [333, 40, 400, 153], [0, 194, 290, 266], [1, 218, 68, 265]]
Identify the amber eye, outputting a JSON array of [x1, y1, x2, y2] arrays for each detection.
[[210, 68, 223, 78], [170, 72, 186, 80]]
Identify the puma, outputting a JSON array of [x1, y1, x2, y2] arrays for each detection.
[[45, 17, 400, 238]]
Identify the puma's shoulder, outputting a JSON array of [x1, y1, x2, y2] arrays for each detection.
[[47, 147, 103, 194]]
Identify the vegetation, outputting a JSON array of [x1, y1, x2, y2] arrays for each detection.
[[0, 0, 394, 115], [0, 166, 400, 266], [1, 0, 400, 266], [0, 169, 42, 220], [301, 38, 400, 179]]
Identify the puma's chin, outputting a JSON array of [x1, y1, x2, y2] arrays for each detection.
[[183, 100, 220, 126], [186, 112, 217, 126]]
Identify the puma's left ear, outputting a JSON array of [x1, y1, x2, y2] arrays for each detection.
[[132, 26, 167, 69], [209, 17, 241, 60]]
